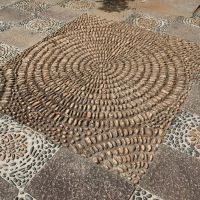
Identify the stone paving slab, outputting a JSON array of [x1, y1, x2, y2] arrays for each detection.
[[182, 81, 200, 115], [0, 7, 32, 24], [129, 0, 200, 18], [40, 5, 82, 22], [166, 22, 200, 42], [140, 144, 200, 200], [0, 176, 18, 200], [0, 0, 20, 8], [25, 147, 134, 200], [0, 26, 45, 49]]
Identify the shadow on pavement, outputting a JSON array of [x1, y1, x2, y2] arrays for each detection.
[[97, 0, 132, 12]]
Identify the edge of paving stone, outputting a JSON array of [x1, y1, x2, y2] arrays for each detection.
[[24, 146, 135, 199], [140, 144, 200, 199]]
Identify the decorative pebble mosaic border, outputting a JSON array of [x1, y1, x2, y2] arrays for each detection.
[[0, 21, 12, 32], [130, 187, 162, 200], [10, 0, 49, 14], [0, 43, 22, 66], [164, 111, 200, 158], [23, 16, 64, 35], [126, 12, 200, 34], [170, 16, 200, 28], [126, 12, 169, 33], [14, 191, 36, 200], [0, 115, 60, 189]]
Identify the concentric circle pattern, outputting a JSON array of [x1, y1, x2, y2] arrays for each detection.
[[127, 13, 169, 33], [1, 14, 199, 184]]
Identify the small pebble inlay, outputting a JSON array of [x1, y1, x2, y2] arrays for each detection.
[[0, 115, 60, 189], [164, 111, 200, 158]]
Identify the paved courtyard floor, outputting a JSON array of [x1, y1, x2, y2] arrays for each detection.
[[0, 0, 200, 200]]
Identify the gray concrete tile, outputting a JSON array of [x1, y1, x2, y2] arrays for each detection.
[[0, 176, 18, 200], [140, 144, 200, 200], [25, 147, 134, 200]]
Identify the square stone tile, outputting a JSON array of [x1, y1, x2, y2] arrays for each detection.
[[130, 187, 163, 200], [58, 0, 96, 11], [0, 0, 20, 7], [0, 7, 32, 24], [164, 111, 200, 158], [140, 144, 200, 200], [182, 81, 200, 115], [129, 0, 200, 18], [40, 5, 82, 22], [0, 43, 22, 66], [0, 176, 18, 200], [0, 115, 60, 189], [0, 26, 45, 50], [25, 147, 134, 200], [166, 22, 200, 42]]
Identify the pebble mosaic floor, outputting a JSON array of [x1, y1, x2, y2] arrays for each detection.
[[0, 115, 60, 189], [0, 43, 22, 66], [0, 0, 200, 200], [164, 111, 200, 158], [1, 13, 199, 185]]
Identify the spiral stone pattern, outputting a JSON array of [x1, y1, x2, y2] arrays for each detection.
[[1, 14, 199, 184]]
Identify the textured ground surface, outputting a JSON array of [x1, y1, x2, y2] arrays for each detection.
[[0, 0, 200, 200]]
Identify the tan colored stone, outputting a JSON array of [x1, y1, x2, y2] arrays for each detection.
[[0, 0, 19, 7], [0, 7, 31, 23], [129, 0, 200, 18], [0, 27, 44, 50], [40, 5, 81, 22]]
